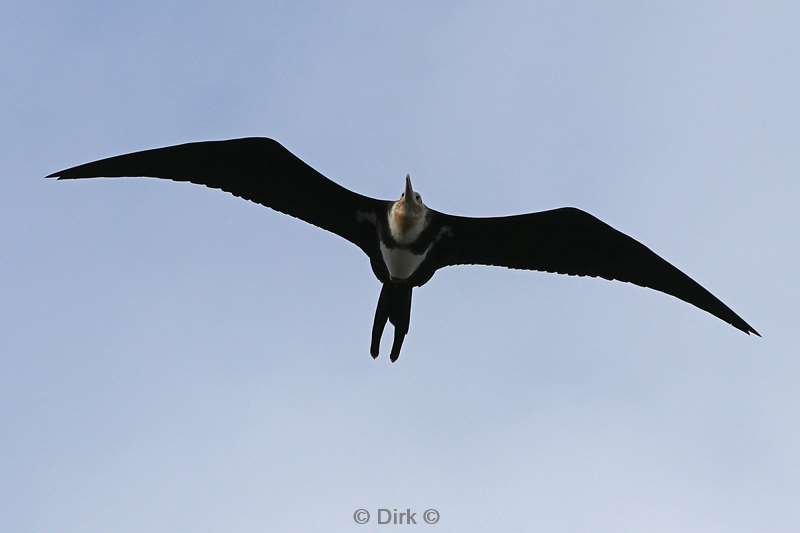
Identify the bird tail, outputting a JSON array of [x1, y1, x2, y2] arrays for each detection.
[[370, 283, 413, 362]]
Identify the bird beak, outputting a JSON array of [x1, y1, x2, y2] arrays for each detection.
[[404, 174, 416, 205]]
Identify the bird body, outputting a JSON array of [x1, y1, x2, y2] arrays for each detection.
[[48, 137, 759, 362], [379, 177, 432, 281]]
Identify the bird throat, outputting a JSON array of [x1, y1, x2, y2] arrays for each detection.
[[388, 204, 427, 245]]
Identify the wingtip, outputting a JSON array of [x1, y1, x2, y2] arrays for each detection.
[[45, 171, 61, 179], [737, 321, 761, 337]]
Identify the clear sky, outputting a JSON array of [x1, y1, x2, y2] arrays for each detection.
[[2, 1, 797, 532]]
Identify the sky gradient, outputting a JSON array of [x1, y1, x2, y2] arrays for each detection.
[[2, 1, 798, 532]]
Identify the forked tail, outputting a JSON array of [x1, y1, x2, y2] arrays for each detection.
[[370, 283, 413, 362]]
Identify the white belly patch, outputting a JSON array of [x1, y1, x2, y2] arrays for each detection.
[[380, 242, 429, 280]]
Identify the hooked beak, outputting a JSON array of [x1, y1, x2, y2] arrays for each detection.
[[404, 174, 416, 205]]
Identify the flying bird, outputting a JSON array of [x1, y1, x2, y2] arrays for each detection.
[[48, 137, 758, 361]]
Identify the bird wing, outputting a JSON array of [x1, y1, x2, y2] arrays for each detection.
[[432, 207, 758, 335], [47, 137, 386, 253]]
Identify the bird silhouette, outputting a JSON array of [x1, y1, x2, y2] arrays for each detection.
[[48, 137, 759, 361]]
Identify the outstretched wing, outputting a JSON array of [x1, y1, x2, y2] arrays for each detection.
[[47, 137, 386, 253], [433, 207, 758, 335]]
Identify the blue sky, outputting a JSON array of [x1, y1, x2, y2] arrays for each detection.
[[2, 1, 797, 531]]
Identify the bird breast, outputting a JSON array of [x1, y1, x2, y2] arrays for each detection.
[[380, 242, 430, 280]]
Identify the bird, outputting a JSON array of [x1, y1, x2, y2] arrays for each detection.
[[47, 137, 759, 361]]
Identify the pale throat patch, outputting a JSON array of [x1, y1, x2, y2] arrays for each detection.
[[388, 205, 428, 245]]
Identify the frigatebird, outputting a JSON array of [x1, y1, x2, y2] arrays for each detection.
[[48, 137, 758, 361]]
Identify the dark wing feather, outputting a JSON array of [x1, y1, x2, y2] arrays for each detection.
[[433, 207, 758, 335], [47, 137, 385, 253]]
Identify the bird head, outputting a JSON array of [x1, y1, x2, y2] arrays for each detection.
[[396, 174, 425, 215], [389, 174, 429, 243]]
